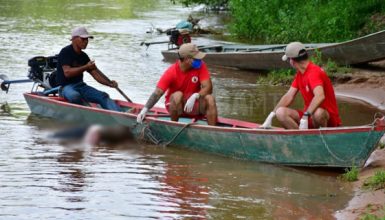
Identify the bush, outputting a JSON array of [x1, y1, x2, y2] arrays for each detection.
[[228, 0, 385, 43]]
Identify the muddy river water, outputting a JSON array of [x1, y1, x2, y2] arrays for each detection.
[[0, 1, 381, 219]]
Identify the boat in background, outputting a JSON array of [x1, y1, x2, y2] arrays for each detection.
[[161, 30, 385, 70], [24, 92, 385, 168]]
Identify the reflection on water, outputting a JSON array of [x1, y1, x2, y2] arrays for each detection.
[[0, 0, 383, 219], [0, 112, 353, 219]]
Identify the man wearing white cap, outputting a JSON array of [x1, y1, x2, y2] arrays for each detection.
[[56, 27, 121, 111], [136, 43, 217, 125], [260, 42, 341, 129]]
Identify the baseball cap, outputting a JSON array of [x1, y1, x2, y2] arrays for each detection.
[[178, 43, 206, 59], [71, 27, 94, 39], [282, 42, 307, 61]]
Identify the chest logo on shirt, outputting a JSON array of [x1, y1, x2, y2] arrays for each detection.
[[192, 76, 198, 83], [306, 85, 310, 92]]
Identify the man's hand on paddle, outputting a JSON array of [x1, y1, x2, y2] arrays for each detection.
[[109, 80, 118, 88], [86, 60, 97, 71]]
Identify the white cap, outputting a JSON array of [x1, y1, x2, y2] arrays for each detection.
[[282, 42, 307, 61], [71, 27, 94, 39]]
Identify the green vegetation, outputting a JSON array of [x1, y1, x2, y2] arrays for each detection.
[[172, 0, 385, 43], [256, 49, 351, 86], [360, 205, 385, 220], [363, 170, 385, 190], [310, 49, 351, 79], [256, 69, 295, 86], [229, 0, 385, 43], [339, 166, 359, 182]]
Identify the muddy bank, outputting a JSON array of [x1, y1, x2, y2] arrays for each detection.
[[334, 60, 385, 219], [334, 149, 385, 219]]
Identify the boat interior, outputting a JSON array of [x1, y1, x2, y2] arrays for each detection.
[[43, 95, 260, 129]]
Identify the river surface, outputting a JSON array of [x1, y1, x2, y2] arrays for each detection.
[[0, 1, 382, 219]]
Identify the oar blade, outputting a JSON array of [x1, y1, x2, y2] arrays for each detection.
[[0, 74, 10, 92], [0, 74, 9, 81]]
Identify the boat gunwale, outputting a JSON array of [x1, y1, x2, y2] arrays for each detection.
[[24, 93, 385, 135]]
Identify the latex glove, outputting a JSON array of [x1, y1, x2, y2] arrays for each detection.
[[184, 93, 200, 113], [260, 112, 276, 128], [299, 117, 308, 130], [136, 107, 148, 123]]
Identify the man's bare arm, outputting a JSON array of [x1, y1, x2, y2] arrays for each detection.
[[273, 87, 298, 112], [306, 86, 325, 114], [144, 87, 165, 109], [89, 68, 114, 87], [199, 79, 213, 96], [62, 61, 95, 78]]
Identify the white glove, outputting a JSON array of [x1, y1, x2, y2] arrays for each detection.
[[260, 112, 276, 128], [136, 107, 148, 123], [299, 117, 308, 130], [184, 93, 200, 113]]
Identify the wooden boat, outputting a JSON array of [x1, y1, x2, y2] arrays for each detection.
[[161, 30, 385, 70], [24, 92, 385, 168]]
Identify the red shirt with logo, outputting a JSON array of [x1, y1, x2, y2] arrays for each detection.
[[157, 61, 210, 105], [291, 62, 341, 126]]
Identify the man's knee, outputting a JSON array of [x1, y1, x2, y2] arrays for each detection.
[[67, 94, 83, 104], [169, 91, 183, 105], [313, 108, 329, 124], [204, 94, 216, 106], [275, 107, 287, 120], [62, 89, 83, 104]]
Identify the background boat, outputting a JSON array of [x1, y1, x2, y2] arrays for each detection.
[[161, 30, 385, 70]]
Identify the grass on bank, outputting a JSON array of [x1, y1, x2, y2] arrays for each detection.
[[363, 170, 385, 190], [360, 205, 385, 220], [256, 49, 351, 86], [339, 166, 359, 182]]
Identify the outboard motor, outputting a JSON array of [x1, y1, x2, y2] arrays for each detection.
[[166, 28, 191, 49], [27, 55, 58, 89]]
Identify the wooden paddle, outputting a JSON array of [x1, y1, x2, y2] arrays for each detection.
[[94, 69, 133, 103]]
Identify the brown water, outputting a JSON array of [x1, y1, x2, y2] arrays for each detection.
[[0, 0, 382, 219]]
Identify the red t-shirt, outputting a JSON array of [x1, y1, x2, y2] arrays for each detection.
[[291, 62, 341, 126], [157, 61, 210, 105]]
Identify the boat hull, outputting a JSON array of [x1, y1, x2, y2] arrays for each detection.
[[162, 30, 385, 70], [24, 93, 385, 168]]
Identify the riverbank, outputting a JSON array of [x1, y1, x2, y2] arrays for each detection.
[[334, 60, 385, 219]]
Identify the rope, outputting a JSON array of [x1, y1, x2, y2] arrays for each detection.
[[318, 128, 345, 162], [135, 122, 194, 146], [136, 124, 161, 145], [318, 117, 377, 163], [162, 122, 194, 147]]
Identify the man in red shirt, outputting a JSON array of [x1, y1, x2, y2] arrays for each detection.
[[136, 43, 217, 125], [261, 42, 341, 129]]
